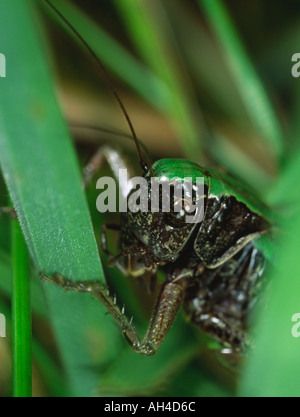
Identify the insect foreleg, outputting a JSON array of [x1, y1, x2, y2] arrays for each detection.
[[0, 146, 131, 220], [101, 223, 140, 276], [82, 145, 134, 197]]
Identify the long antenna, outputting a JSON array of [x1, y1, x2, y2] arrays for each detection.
[[44, 0, 151, 174]]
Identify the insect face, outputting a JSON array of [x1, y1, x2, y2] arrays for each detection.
[[117, 158, 207, 279]]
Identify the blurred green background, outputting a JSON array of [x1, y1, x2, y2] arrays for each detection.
[[0, 0, 300, 397]]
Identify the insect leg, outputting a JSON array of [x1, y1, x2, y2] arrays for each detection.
[[40, 271, 185, 356], [40, 271, 143, 352], [82, 146, 106, 188], [136, 279, 184, 355], [100, 223, 135, 275], [82, 145, 134, 197], [85, 146, 137, 275]]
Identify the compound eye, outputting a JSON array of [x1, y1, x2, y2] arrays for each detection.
[[164, 209, 186, 228]]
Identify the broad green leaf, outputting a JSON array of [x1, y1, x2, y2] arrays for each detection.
[[0, 0, 121, 396]]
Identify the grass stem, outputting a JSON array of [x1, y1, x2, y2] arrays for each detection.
[[12, 220, 32, 397]]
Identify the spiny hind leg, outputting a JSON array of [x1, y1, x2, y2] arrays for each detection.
[[40, 271, 142, 353], [40, 270, 185, 356]]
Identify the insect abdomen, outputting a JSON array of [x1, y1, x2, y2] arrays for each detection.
[[183, 243, 265, 351]]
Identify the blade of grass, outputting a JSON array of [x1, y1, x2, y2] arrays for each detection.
[[0, 299, 69, 397], [31, 337, 69, 397], [0, 0, 122, 396], [207, 131, 274, 191], [0, 249, 47, 317], [114, 0, 204, 162], [199, 0, 284, 161], [239, 125, 300, 396], [163, 0, 248, 125], [11, 220, 31, 397], [239, 207, 300, 396], [267, 150, 300, 206], [44, 0, 204, 162], [41, 0, 169, 113]]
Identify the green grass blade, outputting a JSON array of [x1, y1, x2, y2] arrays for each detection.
[[240, 208, 300, 396], [42, 0, 169, 113], [11, 221, 31, 397], [239, 127, 300, 396], [0, 249, 47, 317], [0, 0, 121, 396], [206, 131, 274, 191], [0, 298, 69, 397], [199, 0, 284, 160], [114, 0, 203, 161], [267, 150, 300, 206], [44, 0, 203, 162], [31, 338, 70, 397]]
